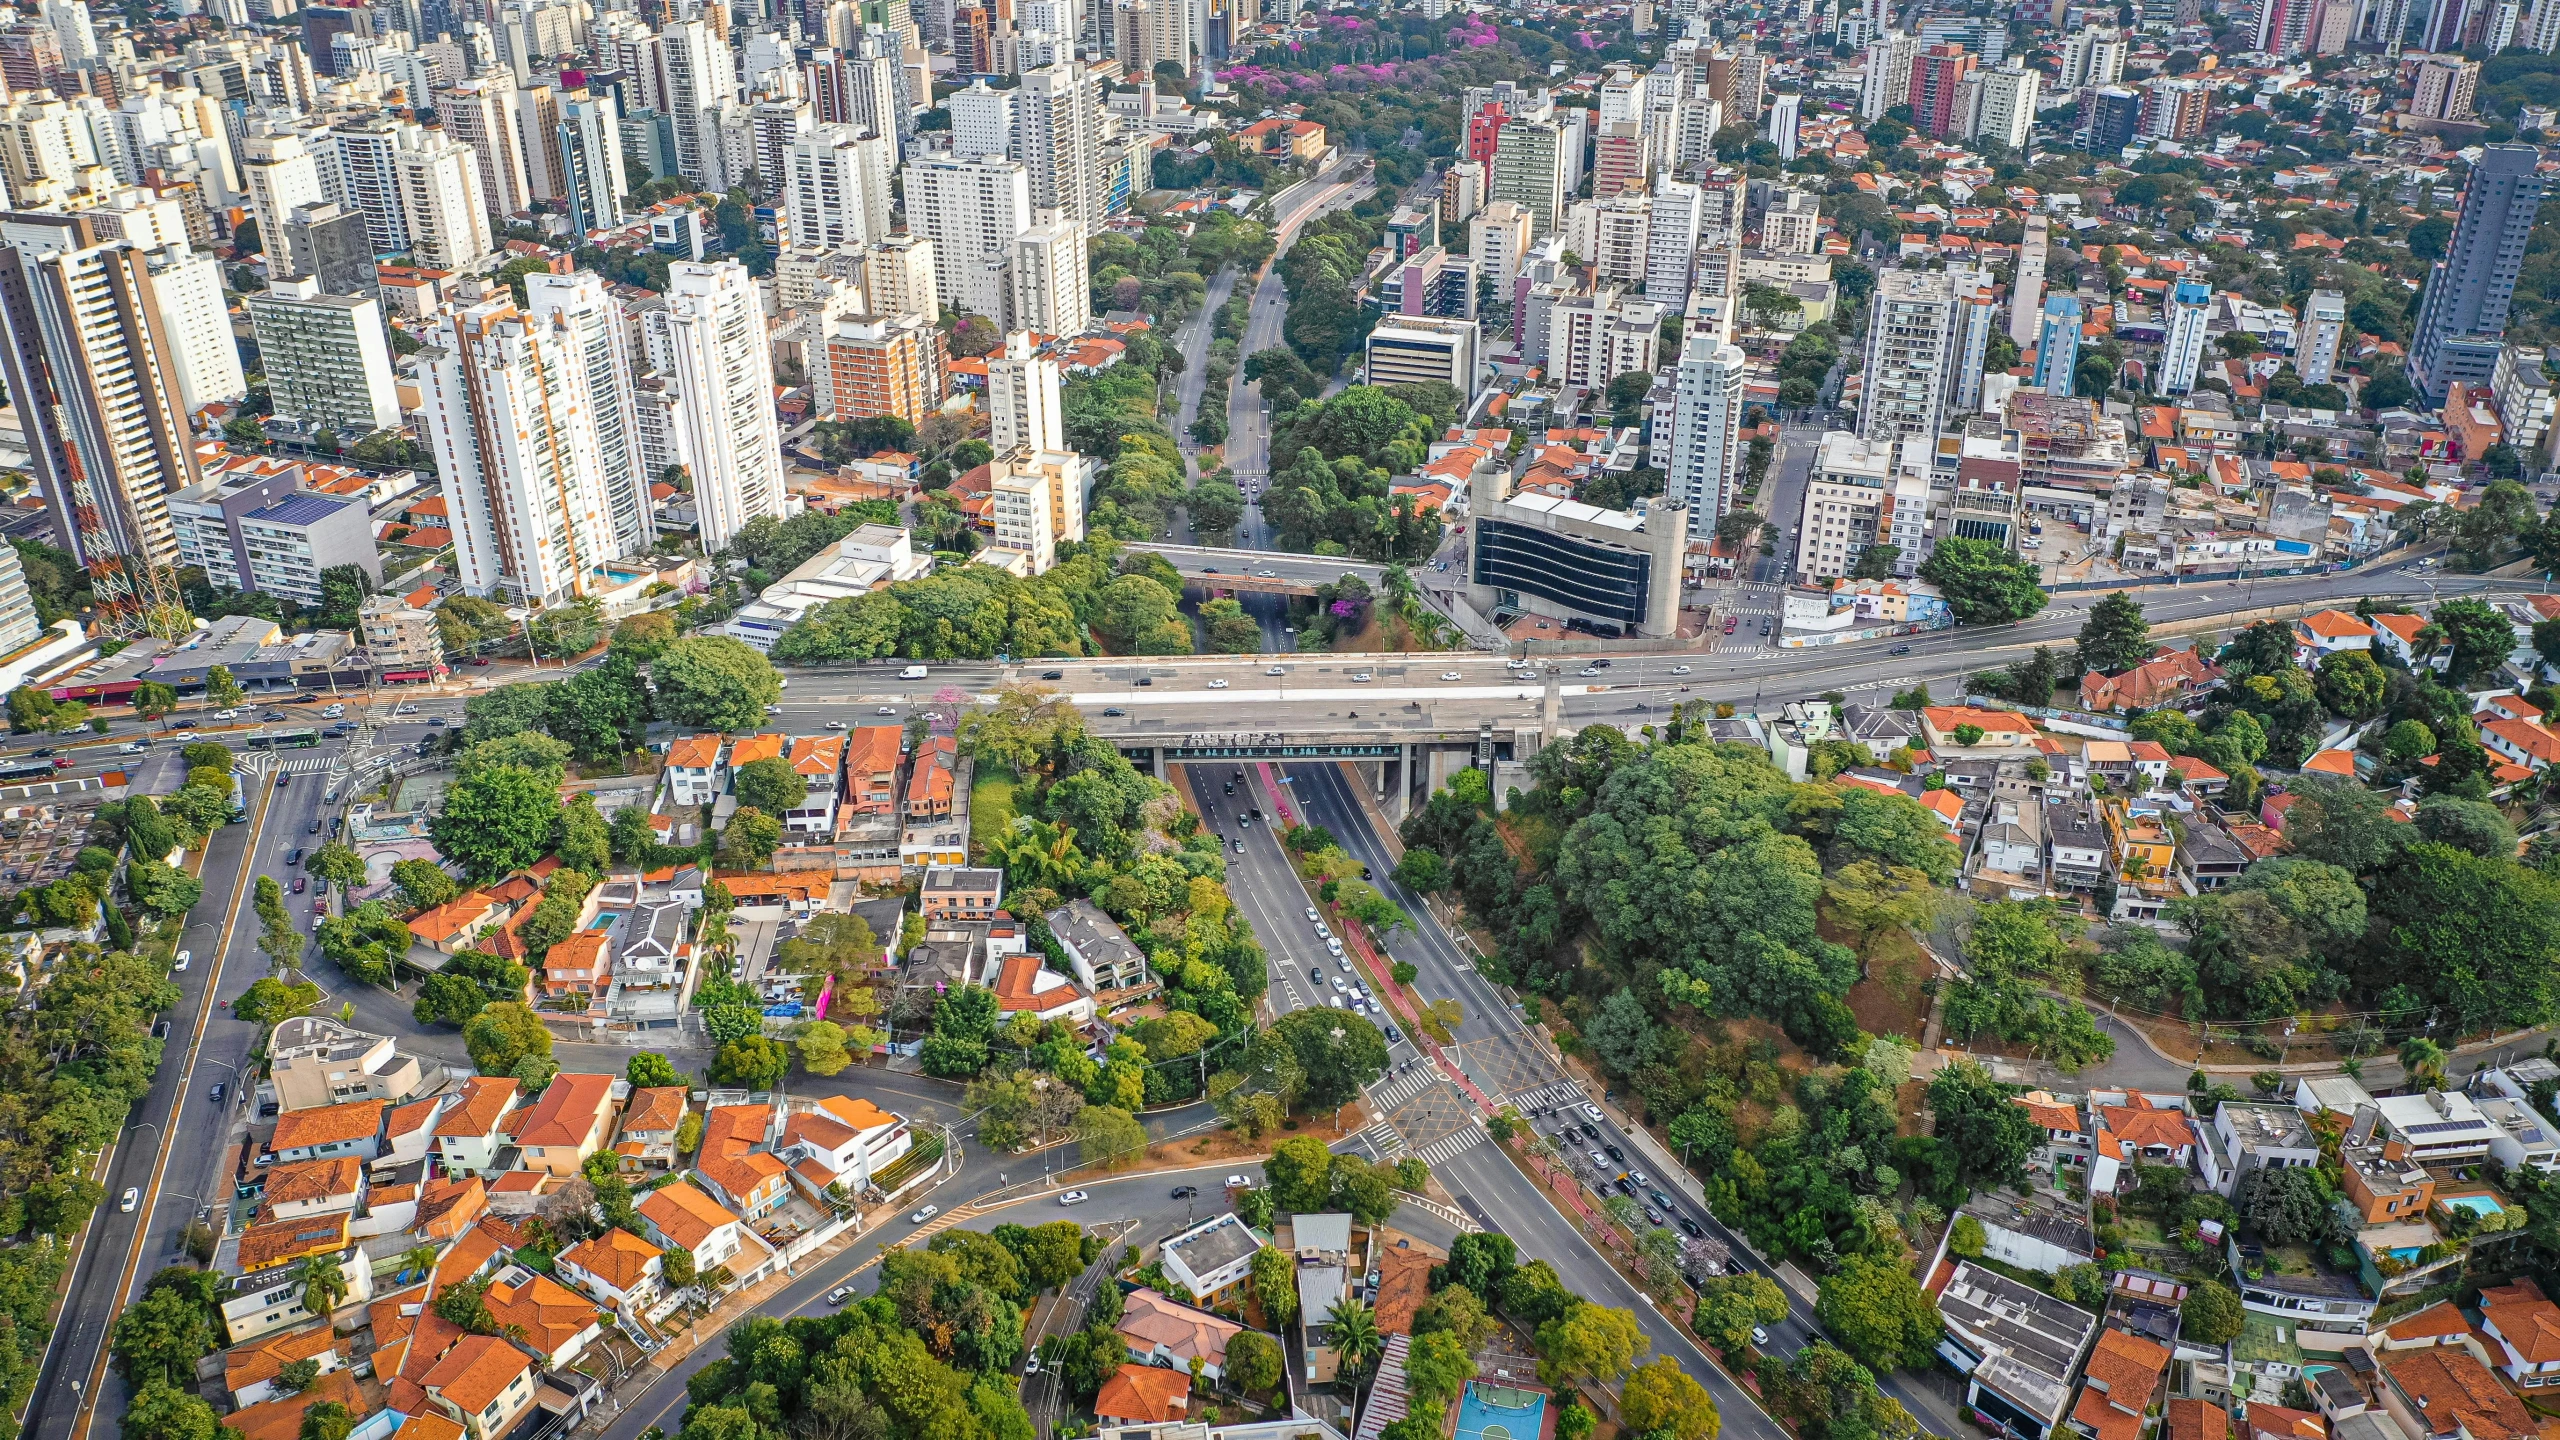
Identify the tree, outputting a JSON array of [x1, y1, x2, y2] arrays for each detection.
[[204, 666, 242, 709], [2076, 593, 2150, 674], [235, 977, 321, 1027], [298, 1252, 349, 1317], [1251, 1245, 1299, 1326], [390, 858, 460, 913], [306, 843, 366, 893], [653, 636, 782, 730], [1392, 847, 1448, 893], [1918, 536, 2048, 624], [1850, 544, 1901, 581], [1226, 1330, 1283, 1394], [1268, 1006, 1389, 1110], [430, 763, 562, 881], [1693, 1272, 1790, 1354], [1265, 1133, 1333, 1212], [2399, 1035, 2448, 1090], [2434, 597, 2520, 686], [1623, 1356, 1720, 1440], [122, 1381, 219, 1440], [127, 860, 204, 918], [1071, 1104, 1148, 1168], [463, 1002, 552, 1076], [712, 1035, 791, 1089], [1817, 1254, 1942, 1371], [1535, 1302, 1647, 1389], [629, 1053, 682, 1089], [795, 1020, 853, 1075], [1405, 1329, 1475, 1409], [1926, 1059, 2039, 1190], [2182, 1279, 2246, 1345], [132, 681, 179, 722], [1329, 1296, 1385, 1384], [720, 808, 784, 870], [733, 756, 802, 816], [2414, 794, 2516, 858], [299, 1402, 355, 1440], [2315, 649, 2389, 719], [112, 1269, 219, 1384]]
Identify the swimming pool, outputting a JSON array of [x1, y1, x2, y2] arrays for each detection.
[[2445, 1195, 2506, 1217], [1454, 1380, 1547, 1440]]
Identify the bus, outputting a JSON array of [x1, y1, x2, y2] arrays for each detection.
[[246, 729, 320, 750], [225, 770, 246, 824], [0, 759, 57, 784]]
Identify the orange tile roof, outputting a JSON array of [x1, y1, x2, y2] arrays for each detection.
[[2297, 609, 2374, 639], [2387, 1348, 2534, 1440], [728, 732, 785, 768], [2074, 1329, 2172, 1440], [2387, 1299, 2475, 1342], [514, 1072, 616, 1150], [2171, 1399, 2232, 1440], [621, 1086, 688, 1137], [399, 1417, 466, 1440], [559, 1227, 661, 1292], [257, 1156, 363, 1216], [483, 1269, 601, 1356], [407, 891, 498, 945], [696, 1104, 787, 1203], [270, 1099, 387, 1154], [385, 1096, 443, 1143], [638, 1178, 739, 1250], [434, 1077, 520, 1137], [1095, 1363, 1193, 1423], [225, 1371, 362, 1440], [422, 1333, 533, 1419], [790, 734, 844, 780], [223, 1322, 338, 1394], [2304, 749, 2359, 776], [2486, 718, 2560, 765], [1923, 705, 2037, 735], [2247, 1405, 2326, 1440], [235, 1213, 350, 1274], [2101, 1104, 2194, 1150], [2018, 1098, 2082, 1132], [814, 1095, 896, 1133], [667, 734, 723, 770], [415, 1176, 488, 1239], [2482, 1278, 2560, 1363]]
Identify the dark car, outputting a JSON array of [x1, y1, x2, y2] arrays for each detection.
[[1170, 1185, 1198, 1198], [262, 711, 286, 721], [1579, 1122, 1599, 1139], [1040, 670, 1064, 680], [286, 847, 303, 865], [1677, 1217, 1704, 1238], [292, 876, 307, 893], [307, 819, 320, 834], [1615, 1178, 1637, 1196], [428, 716, 448, 726], [275, 775, 289, 788], [1102, 707, 1126, 716], [1134, 676, 1152, 686], [1311, 968, 1323, 983], [1223, 782, 1235, 794], [1889, 644, 1912, 656], [290, 694, 319, 704], [29, 748, 51, 758], [209, 1083, 226, 1102], [329, 818, 344, 836], [1605, 1144, 1626, 1163]]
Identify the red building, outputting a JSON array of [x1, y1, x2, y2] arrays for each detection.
[[1466, 105, 1509, 165], [1908, 45, 1976, 138]]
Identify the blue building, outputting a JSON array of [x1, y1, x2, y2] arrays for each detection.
[[2033, 295, 2084, 397]]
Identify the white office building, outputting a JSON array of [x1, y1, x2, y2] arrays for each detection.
[[1367, 316, 1481, 394], [1647, 179, 1701, 305]]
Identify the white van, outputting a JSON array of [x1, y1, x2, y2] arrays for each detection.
[[899, 664, 928, 680]]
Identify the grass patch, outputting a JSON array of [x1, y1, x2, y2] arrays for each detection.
[[970, 768, 1019, 862]]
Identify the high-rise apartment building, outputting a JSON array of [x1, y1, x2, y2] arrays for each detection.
[[146, 245, 246, 416], [2412, 144, 2549, 402], [246, 278, 401, 437], [1974, 64, 2039, 149], [819, 311, 943, 426], [1011, 211, 1089, 338], [1664, 316, 1746, 520], [1490, 121, 1568, 237], [751, 99, 815, 202], [2033, 296, 2083, 397], [1646, 180, 1700, 306], [1858, 268, 1958, 447], [2057, 27, 2125, 91], [1766, 91, 1801, 160], [241, 131, 326, 254], [2300, 289, 2346, 386], [278, 202, 379, 302], [394, 133, 493, 272], [988, 330, 1064, 455], [649, 263, 788, 555], [1909, 45, 1976, 138], [903, 151, 1032, 326], [557, 91, 629, 235], [1862, 32, 1917, 120], [862, 234, 939, 317], [1547, 292, 1661, 393], [0, 214, 200, 629], [1945, 267, 2000, 415], [523, 271, 653, 557], [417, 299, 613, 607], [1016, 61, 1104, 231], [2160, 280, 2214, 395], [1471, 201, 1534, 299], [1761, 188, 1821, 255], [439, 78, 533, 220], [325, 117, 419, 261], [990, 462, 1059, 573], [2411, 56, 2480, 122], [2139, 77, 2210, 139], [786, 125, 893, 250]]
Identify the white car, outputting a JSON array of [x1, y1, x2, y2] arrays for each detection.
[[1585, 1103, 1605, 1122], [1330, 977, 1347, 992], [1207, 679, 1229, 689], [173, 950, 190, 971], [826, 720, 848, 730], [1315, 921, 1331, 939], [1059, 1190, 1090, 1206], [826, 1285, 855, 1306], [1440, 672, 1463, 681], [118, 1187, 138, 1213], [120, 741, 147, 754], [168, 731, 197, 742], [1268, 666, 1286, 675], [1577, 667, 1602, 677], [1327, 938, 1344, 956], [877, 706, 895, 714], [1350, 672, 1373, 682], [1226, 1174, 1250, 1188], [764, 704, 784, 715], [1507, 657, 1529, 669], [1670, 665, 1692, 675], [1305, 906, 1320, 922], [321, 704, 345, 718], [910, 1205, 939, 1223], [211, 709, 237, 720]]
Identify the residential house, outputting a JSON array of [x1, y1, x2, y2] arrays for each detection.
[[1117, 1287, 1244, 1381], [2091, 1096, 2195, 1194], [541, 930, 612, 1004], [2017, 1094, 2090, 1179], [988, 951, 1092, 1023], [778, 1095, 913, 1195], [2070, 1329, 2174, 1440], [220, 1216, 374, 1342], [900, 734, 971, 869], [268, 1099, 387, 1164], [420, 1333, 541, 1440], [2198, 1102, 2321, 1199], [1957, 1192, 2098, 1274], [556, 1227, 665, 1314], [2472, 1093, 2560, 1174], [2382, 1347, 2536, 1440], [433, 1077, 522, 1178], [693, 1105, 791, 1220], [614, 1086, 690, 1172], [1936, 1260, 2099, 1440], [268, 1016, 425, 1111], [256, 1157, 366, 1224], [1921, 706, 2042, 753], [224, 1324, 343, 1407], [381, 1095, 446, 1165], [1095, 1363, 1192, 1425], [2477, 1278, 2560, 1388], [2370, 612, 2442, 671], [2375, 1091, 2502, 1163], [407, 891, 506, 956], [2047, 797, 2110, 892], [224, 1372, 367, 1440], [2480, 712, 2560, 773], [2177, 823, 2250, 893], [1158, 1212, 1263, 1303], [513, 1072, 620, 1177], [2080, 647, 2219, 712], [666, 734, 726, 806], [637, 1178, 766, 1285], [921, 866, 1004, 920], [1045, 899, 1149, 991], [481, 1263, 605, 1368], [2293, 610, 2376, 666], [784, 734, 845, 835]]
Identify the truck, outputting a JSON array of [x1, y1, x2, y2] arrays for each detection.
[[898, 665, 927, 680]]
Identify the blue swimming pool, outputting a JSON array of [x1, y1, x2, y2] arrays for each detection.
[[2445, 1195, 2506, 1217], [1454, 1380, 1547, 1440]]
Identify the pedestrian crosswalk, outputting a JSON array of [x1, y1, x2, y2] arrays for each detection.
[[1355, 1121, 1407, 1161], [1504, 1081, 1585, 1114], [1413, 1125, 1486, 1168], [276, 754, 337, 774], [1367, 1065, 1443, 1112]]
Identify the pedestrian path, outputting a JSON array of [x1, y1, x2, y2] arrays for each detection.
[[1368, 1064, 1444, 1113], [275, 754, 336, 774], [1413, 1125, 1485, 1167], [1503, 1081, 1585, 1114], [1354, 1120, 1407, 1161]]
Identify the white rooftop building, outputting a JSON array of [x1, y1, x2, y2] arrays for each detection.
[[722, 524, 933, 652]]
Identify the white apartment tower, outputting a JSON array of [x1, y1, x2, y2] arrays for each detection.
[[524, 271, 654, 556], [2301, 289, 2347, 386], [647, 262, 788, 555], [418, 299, 613, 607], [1471, 201, 1534, 298], [240, 132, 325, 253], [1012, 210, 1090, 337], [1859, 268, 1958, 447], [863, 234, 939, 317], [439, 79, 534, 220], [1973, 64, 2038, 150], [1664, 317, 1748, 520], [394, 134, 494, 273], [1647, 179, 1702, 305], [2159, 279, 2214, 396], [904, 152, 1033, 326], [1861, 32, 1917, 120], [2058, 27, 2126, 92], [786, 125, 893, 249], [1945, 267, 2001, 414], [988, 330, 1065, 455], [1016, 61, 1104, 231], [146, 245, 247, 415]]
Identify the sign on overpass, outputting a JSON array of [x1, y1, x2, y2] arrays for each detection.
[[1122, 734, 1407, 760]]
